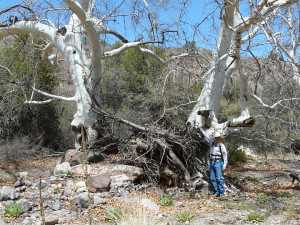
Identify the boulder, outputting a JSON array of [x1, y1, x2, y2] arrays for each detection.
[[237, 145, 258, 159], [72, 193, 94, 208], [54, 162, 71, 175], [45, 215, 59, 225], [60, 149, 79, 166], [140, 198, 160, 211], [71, 164, 143, 182], [89, 174, 111, 192]]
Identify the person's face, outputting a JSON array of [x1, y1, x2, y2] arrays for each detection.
[[214, 136, 221, 143]]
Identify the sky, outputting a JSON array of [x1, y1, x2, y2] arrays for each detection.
[[0, 0, 273, 57]]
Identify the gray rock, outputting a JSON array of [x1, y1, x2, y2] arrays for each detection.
[[18, 172, 29, 178], [20, 200, 33, 212], [35, 182, 47, 189], [1, 186, 14, 196], [140, 198, 160, 211], [65, 180, 74, 189], [50, 201, 61, 211], [14, 179, 25, 187], [75, 181, 86, 193], [114, 196, 139, 203], [272, 202, 285, 210], [118, 188, 130, 198], [110, 174, 131, 188], [54, 162, 71, 175], [16, 186, 26, 192], [63, 188, 74, 197], [61, 149, 79, 166], [72, 193, 94, 208], [45, 215, 59, 225], [1, 186, 20, 200], [94, 196, 107, 205], [24, 180, 32, 186], [22, 217, 30, 225], [174, 201, 184, 206], [90, 174, 111, 192]]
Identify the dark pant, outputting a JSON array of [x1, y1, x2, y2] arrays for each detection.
[[209, 160, 224, 195]]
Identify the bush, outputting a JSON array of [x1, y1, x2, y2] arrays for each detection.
[[159, 195, 174, 206], [256, 194, 269, 204], [53, 187, 60, 194], [176, 211, 194, 222], [247, 212, 264, 222], [228, 149, 248, 165], [277, 191, 291, 197], [104, 209, 125, 221], [4, 203, 24, 217]]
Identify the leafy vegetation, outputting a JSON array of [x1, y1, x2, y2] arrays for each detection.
[[256, 194, 269, 204], [0, 34, 65, 151], [66, 171, 75, 177], [4, 203, 24, 217], [175, 211, 194, 222], [247, 212, 265, 222], [53, 187, 60, 194], [104, 209, 125, 222], [227, 144, 248, 165], [277, 192, 291, 198], [159, 195, 174, 206]]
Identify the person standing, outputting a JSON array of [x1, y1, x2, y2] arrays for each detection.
[[199, 127, 228, 197]]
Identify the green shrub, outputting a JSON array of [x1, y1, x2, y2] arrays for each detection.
[[53, 187, 60, 194], [159, 195, 174, 206], [244, 176, 260, 183], [176, 211, 194, 222], [247, 212, 264, 222], [228, 149, 247, 165], [66, 171, 75, 177], [256, 194, 269, 204], [4, 203, 24, 217], [104, 209, 125, 221], [277, 191, 291, 198]]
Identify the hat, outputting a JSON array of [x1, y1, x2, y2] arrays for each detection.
[[214, 132, 221, 138]]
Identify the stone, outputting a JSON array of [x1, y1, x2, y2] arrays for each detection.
[[89, 174, 111, 192], [50, 201, 61, 211], [14, 179, 25, 187], [22, 217, 30, 225], [63, 189, 74, 197], [72, 193, 94, 208], [140, 198, 160, 211], [237, 145, 258, 159], [16, 186, 26, 192], [61, 149, 79, 166], [110, 174, 131, 188], [75, 181, 86, 193], [1, 186, 20, 200], [71, 164, 143, 181], [45, 215, 59, 225], [20, 200, 33, 212], [94, 196, 107, 205], [54, 162, 71, 175]]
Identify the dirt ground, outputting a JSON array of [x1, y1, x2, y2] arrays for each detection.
[[1, 155, 300, 224]]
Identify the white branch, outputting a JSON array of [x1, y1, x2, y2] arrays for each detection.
[[0, 21, 56, 41], [251, 94, 300, 109], [24, 99, 57, 104], [32, 87, 76, 101]]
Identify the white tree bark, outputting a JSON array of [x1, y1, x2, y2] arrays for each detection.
[[0, 1, 103, 146], [187, 0, 298, 135]]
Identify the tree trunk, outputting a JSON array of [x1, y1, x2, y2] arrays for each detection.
[[187, 0, 241, 128]]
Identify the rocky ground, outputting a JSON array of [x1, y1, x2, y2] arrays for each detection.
[[0, 153, 300, 225]]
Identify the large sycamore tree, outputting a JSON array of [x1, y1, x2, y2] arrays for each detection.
[[0, 0, 299, 147], [187, 0, 299, 136]]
